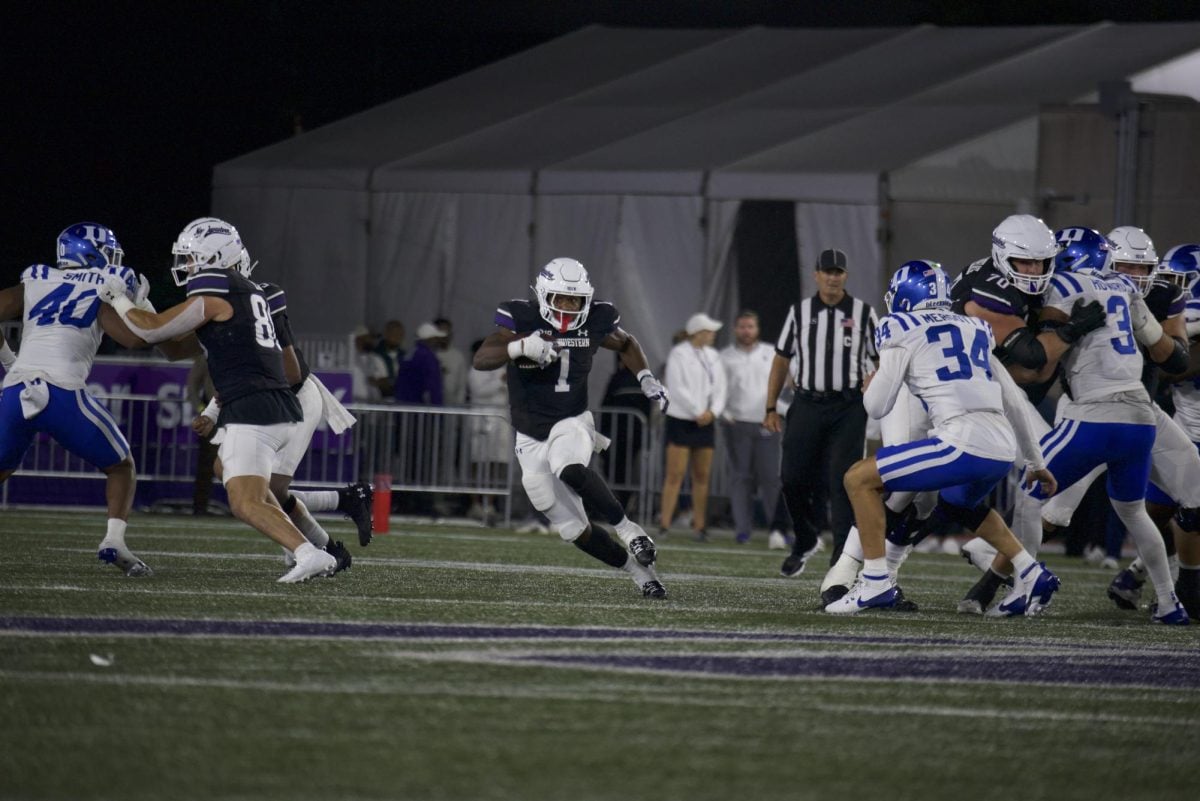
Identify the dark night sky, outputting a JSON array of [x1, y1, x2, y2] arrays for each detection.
[[6, 0, 1200, 290]]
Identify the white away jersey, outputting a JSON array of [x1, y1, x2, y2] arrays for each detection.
[[1171, 296, 1200, 440], [3, 263, 136, 390], [1046, 271, 1145, 403], [872, 309, 1002, 429]]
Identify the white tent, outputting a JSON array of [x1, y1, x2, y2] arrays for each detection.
[[213, 22, 1200, 385]]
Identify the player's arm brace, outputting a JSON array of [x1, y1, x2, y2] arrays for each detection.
[[108, 294, 210, 344]]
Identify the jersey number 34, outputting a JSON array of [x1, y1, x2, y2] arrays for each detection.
[[926, 324, 992, 381]]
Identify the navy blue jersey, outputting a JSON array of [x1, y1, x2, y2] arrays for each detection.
[[1140, 277, 1187, 394], [495, 299, 620, 439], [951, 256, 1053, 403], [258, 281, 311, 392], [187, 268, 301, 426]]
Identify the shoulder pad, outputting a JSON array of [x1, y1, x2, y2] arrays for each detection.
[[187, 268, 231, 296], [495, 299, 537, 332], [257, 282, 287, 314], [20, 264, 55, 282], [590, 300, 620, 333], [874, 313, 922, 351]]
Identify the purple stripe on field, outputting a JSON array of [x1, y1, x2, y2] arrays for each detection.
[[525, 653, 1200, 689]]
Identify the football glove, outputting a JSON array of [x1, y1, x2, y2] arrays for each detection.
[[1054, 299, 1106, 345], [134, 273, 152, 308], [507, 333, 560, 367], [638, 370, 670, 413], [98, 273, 131, 306]]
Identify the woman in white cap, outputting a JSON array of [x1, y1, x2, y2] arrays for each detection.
[[660, 312, 728, 541]]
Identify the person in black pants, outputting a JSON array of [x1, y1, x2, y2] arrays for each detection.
[[764, 248, 879, 577]]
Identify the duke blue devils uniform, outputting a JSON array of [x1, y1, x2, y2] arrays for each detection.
[[186, 268, 301, 427], [1172, 294, 1200, 443], [870, 309, 1028, 508], [0, 263, 137, 470], [495, 298, 621, 439]]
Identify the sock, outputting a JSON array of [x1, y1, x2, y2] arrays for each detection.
[[104, 518, 127, 548], [843, 526, 864, 561], [613, 516, 649, 548], [1111, 500, 1176, 609], [1011, 491, 1045, 556], [288, 496, 330, 548], [1011, 550, 1036, 577], [981, 569, 1006, 593], [862, 557, 888, 584], [822, 552, 862, 592], [1178, 564, 1200, 595], [572, 527, 629, 569], [1128, 557, 1147, 579], [559, 464, 624, 525], [294, 541, 318, 561], [292, 490, 340, 513], [884, 541, 910, 579]]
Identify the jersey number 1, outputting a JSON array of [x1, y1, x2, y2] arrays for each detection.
[[554, 349, 571, 392]]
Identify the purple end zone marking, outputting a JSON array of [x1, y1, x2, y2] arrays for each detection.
[[524, 654, 1200, 689]]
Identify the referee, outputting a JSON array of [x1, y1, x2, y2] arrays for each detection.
[[764, 248, 879, 577]]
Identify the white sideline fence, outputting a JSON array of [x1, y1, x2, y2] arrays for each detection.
[[1, 393, 735, 530]]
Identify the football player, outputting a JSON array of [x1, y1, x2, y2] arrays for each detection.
[[193, 247, 368, 573], [830, 261, 1061, 615], [472, 258, 670, 598], [950, 214, 1106, 614], [98, 217, 337, 583], [0, 223, 157, 576]]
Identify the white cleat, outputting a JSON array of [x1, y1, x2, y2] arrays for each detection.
[[97, 541, 153, 577], [278, 548, 337, 583], [282, 546, 296, 568], [767, 530, 788, 551], [824, 577, 899, 615]]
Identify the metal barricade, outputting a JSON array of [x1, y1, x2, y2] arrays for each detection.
[[1, 392, 661, 529]]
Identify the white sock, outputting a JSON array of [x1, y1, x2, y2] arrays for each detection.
[[104, 518, 127, 548], [862, 557, 888, 583], [843, 526, 864, 561], [821, 552, 862, 592], [289, 497, 330, 548], [884, 542, 911, 582], [1128, 557, 1146, 578], [1011, 549, 1036, 577], [1168, 553, 1179, 583], [1111, 500, 1176, 608], [613, 517, 647, 547], [291, 490, 340, 512], [294, 541, 318, 561], [1011, 491, 1045, 556]]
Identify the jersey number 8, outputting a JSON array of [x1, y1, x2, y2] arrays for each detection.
[[249, 295, 281, 350]]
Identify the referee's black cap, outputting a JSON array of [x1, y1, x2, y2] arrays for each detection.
[[816, 248, 848, 272]]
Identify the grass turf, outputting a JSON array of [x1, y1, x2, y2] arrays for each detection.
[[0, 509, 1196, 801]]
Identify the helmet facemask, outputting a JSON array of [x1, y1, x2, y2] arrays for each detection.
[[991, 214, 1059, 295], [534, 258, 594, 333]]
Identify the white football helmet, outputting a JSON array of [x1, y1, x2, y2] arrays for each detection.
[[1106, 225, 1158, 297], [534, 257, 594, 332], [236, 247, 259, 279], [171, 217, 243, 286], [990, 214, 1059, 295]]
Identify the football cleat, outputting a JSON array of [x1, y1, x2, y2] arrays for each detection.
[[892, 586, 919, 612], [1151, 598, 1191, 626], [818, 584, 849, 610], [641, 580, 668, 599], [97, 542, 153, 578], [628, 535, 657, 568], [957, 570, 1005, 615], [1106, 567, 1143, 611], [767, 530, 789, 550], [324, 540, 352, 574], [989, 562, 1061, 617], [824, 576, 898, 615], [780, 542, 820, 578], [735, 531, 752, 544], [338, 481, 374, 546], [278, 548, 337, 583]]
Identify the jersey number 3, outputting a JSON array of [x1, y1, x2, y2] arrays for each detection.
[[926, 324, 992, 381]]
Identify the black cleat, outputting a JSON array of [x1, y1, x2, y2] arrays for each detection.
[[891, 585, 919, 612], [1107, 567, 1144, 611], [629, 535, 656, 568], [642, 580, 668, 599], [781, 543, 819, 578], [338, 481, 374, 546], [324, 540, 352, 574], [958, 570, 1004, 615], [819, 585, 849, 609]]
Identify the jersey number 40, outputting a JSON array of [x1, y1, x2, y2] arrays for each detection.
[[28, 285, 100, 328]]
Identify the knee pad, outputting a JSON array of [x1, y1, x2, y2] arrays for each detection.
[[933, 498, 990, 532], [556, 518, 588, 542], [521, 472, 557, 512]]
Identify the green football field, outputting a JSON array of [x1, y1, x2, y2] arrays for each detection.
[[1, 508, 1196, 801]]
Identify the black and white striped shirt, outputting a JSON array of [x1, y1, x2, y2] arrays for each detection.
[[775, 293, 878, 392]]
